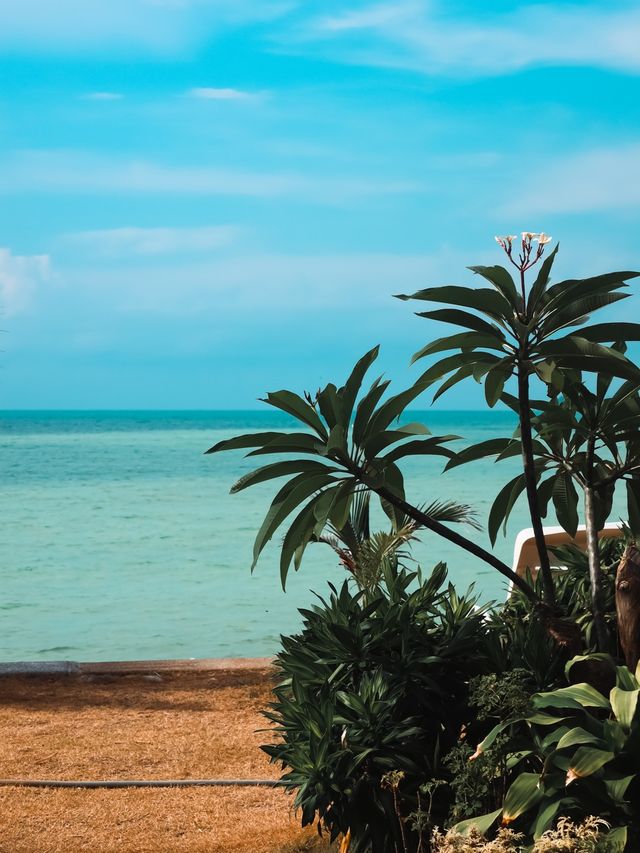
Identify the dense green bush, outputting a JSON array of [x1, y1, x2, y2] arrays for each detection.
[[263, 564, 492, 852], [464, 656, 640, 851]]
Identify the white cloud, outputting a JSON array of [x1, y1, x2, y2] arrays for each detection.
[[0, 0, 295, 55], [64, 225, 240, 256], [502, 142, 640, 215], [61, 251, 452, 317], [0, 150, 424, 202], [291, 1, 640, 77], [187, 87, 254, 100], [82, 92, 124, 101], [0, 247, 51, 316]]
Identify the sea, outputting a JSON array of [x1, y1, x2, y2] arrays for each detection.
[[2, 409, 544, 662]]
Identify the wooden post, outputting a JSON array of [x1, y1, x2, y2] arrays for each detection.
[[616, 544, 640, 671]]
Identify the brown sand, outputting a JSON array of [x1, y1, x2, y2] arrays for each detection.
[[0, 667, 334, 853]]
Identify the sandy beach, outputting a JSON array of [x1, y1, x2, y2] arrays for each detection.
[[0, 663, 331, 852]]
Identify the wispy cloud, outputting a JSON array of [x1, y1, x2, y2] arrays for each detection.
[[502, 142, 640, 215], [0, 0, 295, 56], [64, 225, 240, 257], [187, 87, 256, 100], [81, 91, 124, 101], [61, 251, 454, 318], [0, 150, 425, 202], [0, 247, 51, 316], [288, 1, 640, 77]]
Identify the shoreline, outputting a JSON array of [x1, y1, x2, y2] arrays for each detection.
[[0, 656, 274, 678]]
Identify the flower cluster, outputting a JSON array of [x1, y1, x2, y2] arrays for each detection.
[[495, 232, 552, 250], [494, 231, 553, 272]]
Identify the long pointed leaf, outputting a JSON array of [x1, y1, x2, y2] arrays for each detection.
[[413, 307, 504, 336], [468, 264, 520, 309], [205, 431, 282, 454], [340, 346, 380, 425], [231, 459, 338, 493], [251, 472, 338, 569]]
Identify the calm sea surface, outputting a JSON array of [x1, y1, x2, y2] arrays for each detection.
[[2, 410, 541, 661]]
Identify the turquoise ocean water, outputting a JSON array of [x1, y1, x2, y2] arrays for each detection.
[[2, 410, 544, 662]]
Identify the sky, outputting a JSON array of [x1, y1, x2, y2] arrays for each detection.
[[1, 0, 639, 409]]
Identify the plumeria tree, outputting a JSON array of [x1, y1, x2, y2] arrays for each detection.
[[398, 233, 640, 612], [210, 234, 640, 651]]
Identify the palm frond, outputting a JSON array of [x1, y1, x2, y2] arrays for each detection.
[[420, 499, 481, 530]]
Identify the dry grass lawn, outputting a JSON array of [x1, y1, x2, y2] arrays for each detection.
[[0, 668, 334, 853]]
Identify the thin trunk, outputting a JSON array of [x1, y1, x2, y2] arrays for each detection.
[[616, 544, 640, 671], [517, 368, 556, 605], [584, 484, 610, 652]]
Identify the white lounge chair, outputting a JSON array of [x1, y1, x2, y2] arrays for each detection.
[[508, 523, 624, 595]]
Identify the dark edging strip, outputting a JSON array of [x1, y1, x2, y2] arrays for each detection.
[[0, 779, 285, 789]]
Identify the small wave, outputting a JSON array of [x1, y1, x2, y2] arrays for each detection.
[[35, 646, 76, 654]]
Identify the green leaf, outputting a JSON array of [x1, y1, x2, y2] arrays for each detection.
[[452, 809, 502, 837], [431, 364, 477, 403], [539, 292, 628, 336], [411, 331, 502, 362], [340, 346, 380, 425], [205, 431, 282, 454], [445, 438, 515, 470], [365, 382, 430, 437], [417, 351, 500, 388], [528, 244, 558, 311], [262, 390, 328, 438], [552, 472, 579, 537], [604, 827, 628, 852], [542, 271, 636, 314], [566, 746, 614, 783], [533, 683, 611, 711], [413, 307, 503, 336], [251, 472, 338, 569], [610, 686, 639, 729], [247, 433, 326, 457], [531, 797, 562, 839], [605, 774, 635, 804], [316, 383, 342, 429], [488, 474, 525, 545], [398, 284, 510, 321], [536, 476, 556, 519], [230, 460, 337, 493], [555, 727, 606, 751], [380, 436, 458, 466], [362, 427, 431, 459], [468, 264, 520, 308], [279, 494, 328, 589], [352, 377, 391, 446], [502, 773, 543, 823], [484, 361, 513, 408]]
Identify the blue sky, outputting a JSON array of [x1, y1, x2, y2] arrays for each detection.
[[1, 0, 639, 409]]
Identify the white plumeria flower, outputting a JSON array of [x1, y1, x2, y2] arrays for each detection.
[[495, 234, 518, 246], [521, 231, 537, 241], [536, 232, 552, 244]]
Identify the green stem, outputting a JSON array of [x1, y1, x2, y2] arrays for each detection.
[[585, 437, 610, 652], [517, 367, 557, 606]]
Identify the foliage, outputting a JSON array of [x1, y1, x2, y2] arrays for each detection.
[[207, 345, 494, 591], [464, 657, 640, 850], [432, 817, 614, 852], [443, 671, 535, 826], [497, 538, 624, 663], [263, 564, 493, 853], [398, 235, 640, 606]]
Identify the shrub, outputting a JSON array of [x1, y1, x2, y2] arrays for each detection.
[[263, 564, 492, 853], [432, 816, 614, 852], [463, 656, 640, 850]]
